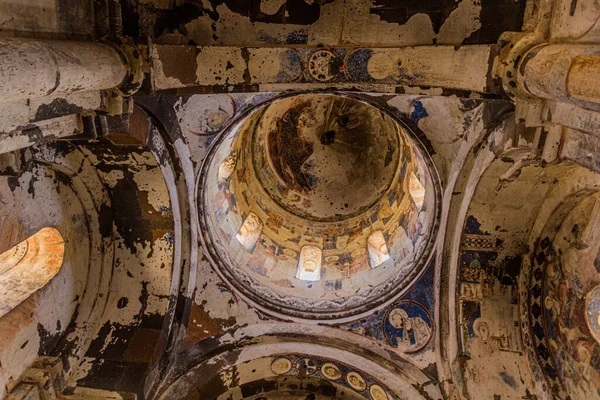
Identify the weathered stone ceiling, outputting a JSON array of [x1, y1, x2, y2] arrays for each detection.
[[140, 0, 527, 46], [3, 0, 600, 399]]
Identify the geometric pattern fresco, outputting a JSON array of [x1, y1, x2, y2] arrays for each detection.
[[527, 239, 568, 398]]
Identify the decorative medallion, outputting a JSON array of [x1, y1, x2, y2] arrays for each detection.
[[321, 362, 342, 381], [307, 50, 341, 82], [295, 358, 318, 375], [383, 301, 433, 353], [270, 357, 292, 375], [180, 94, 236, 136], [346, 371, 367, 391], [370, 384, 389, 400]]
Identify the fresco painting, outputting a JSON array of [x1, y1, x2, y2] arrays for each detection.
[[268, 355, 394, 399], [383, 301, 433, 352]]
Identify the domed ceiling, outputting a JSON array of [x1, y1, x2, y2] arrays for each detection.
[[199, 94, 439, 321], [252, 95, 400, 221]]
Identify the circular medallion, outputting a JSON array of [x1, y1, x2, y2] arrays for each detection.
[[346, 371, 367, 391], [270, 357, 292, 375], [383, 301, 433, 353], [370, 384, 389, 400], [307, 50, 341, 82], [321, 362, 342, 380], [180, 94, 236, 136], [295, 358, 318, 375]]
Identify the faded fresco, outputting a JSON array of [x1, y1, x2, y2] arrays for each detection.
[[198, 93, 439, 318], [456, 214, 533, 398], [383, 301, 433, 352], [457, 220, 522, 358], [5, 0, 600, 398], [343, 259, 437, 369], [145, 0, 526, 47], [526, 195, 600, 399], [268, 354, 395, 400]]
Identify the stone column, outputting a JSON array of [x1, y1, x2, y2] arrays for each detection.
[[0, 38, 134, 102], [515, 44, 600, 105]]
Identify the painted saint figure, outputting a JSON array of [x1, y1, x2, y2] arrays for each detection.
[[384, 302, 433, 352]]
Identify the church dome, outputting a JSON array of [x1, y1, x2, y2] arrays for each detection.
[[198, 93, 439, 321]]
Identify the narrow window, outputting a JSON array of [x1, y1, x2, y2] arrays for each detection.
[[367, 230, 389, 268], [296, 245, 322, 281], [236, 212, 262, 250], [0, 227, 64, 318], [218, 152, 237, 182], [409, 171, 425, 211]]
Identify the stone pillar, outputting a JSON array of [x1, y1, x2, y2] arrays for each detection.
[[516, 44, 600, 104], [0, 38, 133, 102]]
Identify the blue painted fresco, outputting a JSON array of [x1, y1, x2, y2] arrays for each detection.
[[464, 215, 489, 235], [410, 101, 429, 124], [343, 257, 436, 352], [383, 301, 433, 351], [344, 49, 376, 83], [276, 49, 303, 82]]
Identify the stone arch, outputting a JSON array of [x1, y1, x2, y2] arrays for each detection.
[[438, 101, 600, 399], [156, 323, 443, 400]]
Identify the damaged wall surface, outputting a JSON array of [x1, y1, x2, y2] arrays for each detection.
[[1, 0, 600, 399]]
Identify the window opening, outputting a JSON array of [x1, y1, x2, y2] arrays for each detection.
[[367, 230, 390, 268], [236, 212, 262, 250], [296, 245, 322, 281]]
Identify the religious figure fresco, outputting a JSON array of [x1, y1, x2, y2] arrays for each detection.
[[200, 93, 437, 326], [383, 301, 433, 352], [542, 247, 600, 398], [404, 202, 422, 244]]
